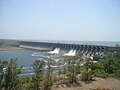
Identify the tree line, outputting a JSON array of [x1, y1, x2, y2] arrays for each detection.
[[0, 53, 120, 90]]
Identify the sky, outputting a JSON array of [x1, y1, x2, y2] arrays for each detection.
[[0, 0, 120, 41]]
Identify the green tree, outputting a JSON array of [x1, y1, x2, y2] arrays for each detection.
[[4, 59, 22, 90], [32, 60, 45, 90], [63, 58, 67, 84], [81, 58, 94, 82], [43, 59, 56, 90], [63, 53, 83, 85], [98, 53, 120, 77], [55, 59, 62, 86], [66, 56, 78, 84], [0, 60, 8, 90]]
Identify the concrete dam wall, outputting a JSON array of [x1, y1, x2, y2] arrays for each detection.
[[19, 41, 120, 54]]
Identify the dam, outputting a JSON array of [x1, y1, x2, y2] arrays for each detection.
[[19, 41, 120, 58]]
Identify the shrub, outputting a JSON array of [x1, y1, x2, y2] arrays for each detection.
[[93, 69, 109, 78], [81, 71, 93, 82]]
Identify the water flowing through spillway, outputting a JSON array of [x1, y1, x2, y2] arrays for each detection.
[[49, 48, 60, 54], [64, 49, 76, 56]]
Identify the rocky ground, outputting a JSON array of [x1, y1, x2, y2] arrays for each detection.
[[52, 77, 120, 90]]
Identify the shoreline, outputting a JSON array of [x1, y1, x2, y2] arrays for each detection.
[[0, 46, 23, 51]]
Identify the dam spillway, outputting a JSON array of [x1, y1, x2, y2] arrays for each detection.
[[19, 41, 120, 57]]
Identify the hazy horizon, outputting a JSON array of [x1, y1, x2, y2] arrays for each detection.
[[1, 38, 120, 42], [0, 0, 120, 41]]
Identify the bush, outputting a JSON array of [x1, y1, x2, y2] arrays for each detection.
[[81, 71, 93, 82], [93, 69, 109, 78], [98, 53, 120, 78], [115, 69, 120, 78], [43, 74, 57, 90]]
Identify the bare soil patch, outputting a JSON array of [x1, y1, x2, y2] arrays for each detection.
[[52, 77, 120, 90]]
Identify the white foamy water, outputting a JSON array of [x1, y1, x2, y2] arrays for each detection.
[[18, 73, 35, 76], [64, 49, 76, 56], [49, 48, 60, 54]]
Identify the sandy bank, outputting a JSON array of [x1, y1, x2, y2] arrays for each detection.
[[0, 46, 23, 51]]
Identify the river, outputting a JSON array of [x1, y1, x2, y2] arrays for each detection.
[[0, 49, 65, 76]]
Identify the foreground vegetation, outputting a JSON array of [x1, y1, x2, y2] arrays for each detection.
[[0, 53, 120, 90]]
